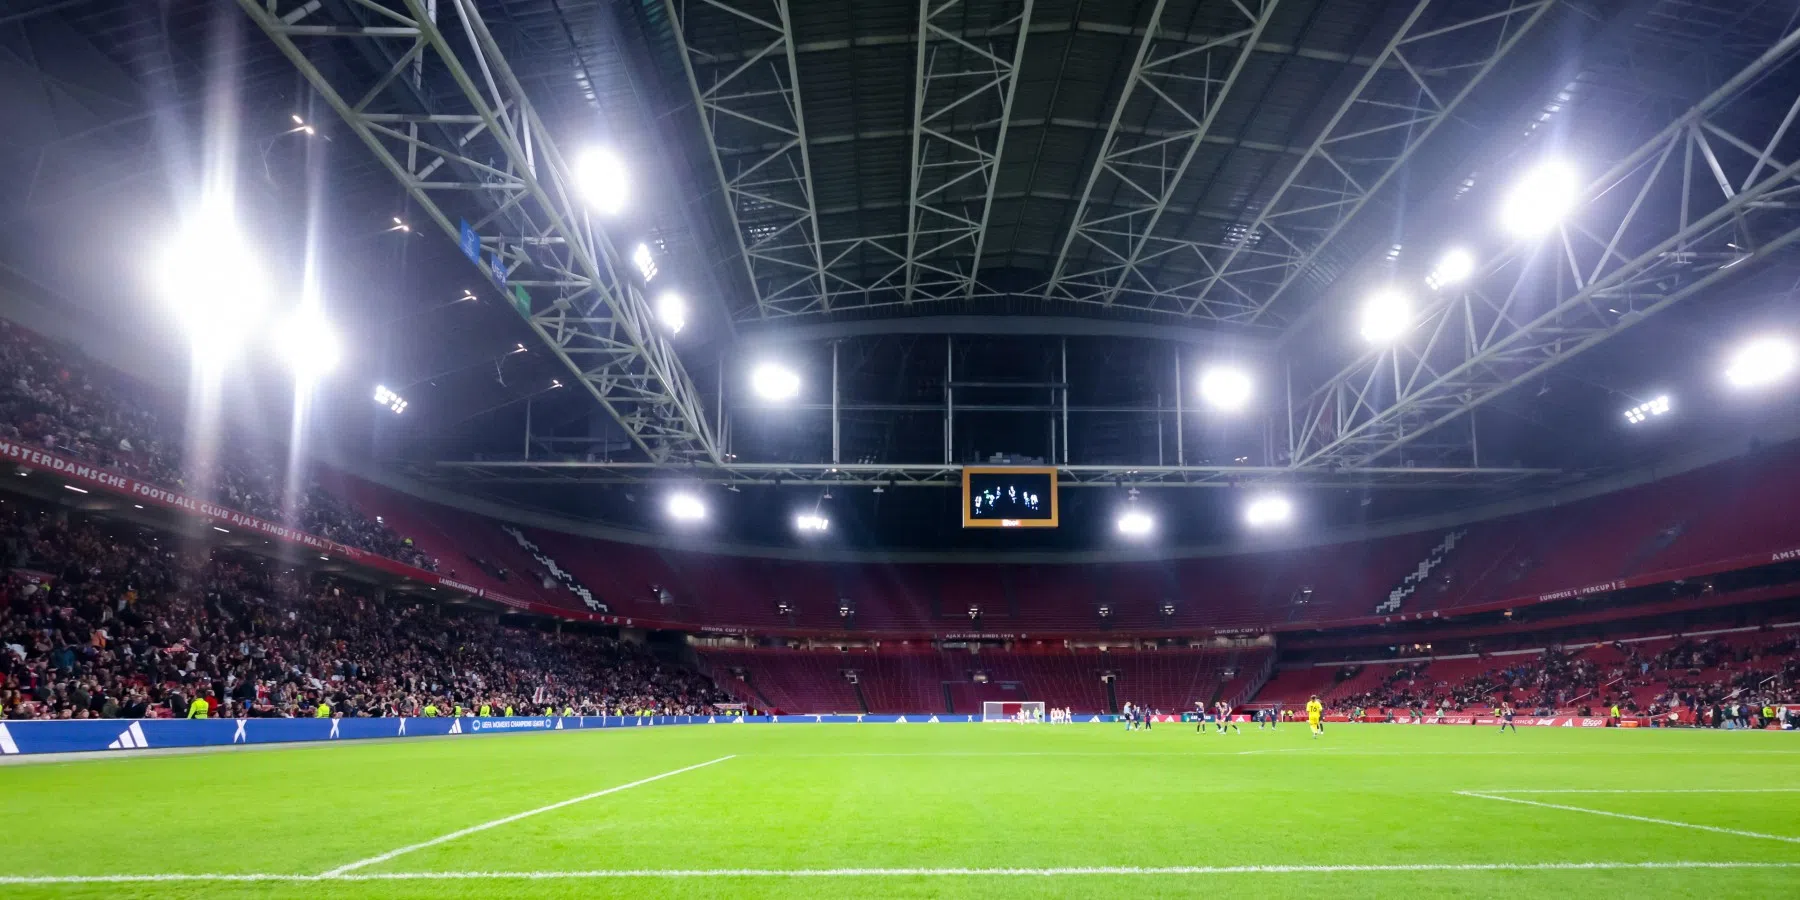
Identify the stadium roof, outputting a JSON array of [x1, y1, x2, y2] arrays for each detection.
[[3, 0, 1800, 549]]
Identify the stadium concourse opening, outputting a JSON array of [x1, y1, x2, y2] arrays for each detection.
[[3, 0, 1800, 894]]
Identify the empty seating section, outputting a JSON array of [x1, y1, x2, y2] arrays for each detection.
[[703, 649, 864, 714], [937, 565, 1009, 621], [322, 474, 567, 608], [1250, 622, 1800, 714], [1253, 667, 1343, 707], [696, 647, 1273, 714], [1376, 531, 1466, 615], [319, 444, 1800, 633]]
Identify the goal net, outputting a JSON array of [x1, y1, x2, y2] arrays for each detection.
[[982, 701, 1046, 723]]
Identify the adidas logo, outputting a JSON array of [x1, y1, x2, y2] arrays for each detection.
[[107, 722, 149, 750], [895, 716, 908, 723], [927, 715, 940, 723], [448, 719, 464, 734], [0, 722, 17, 755], [553, 718, 564, 730]]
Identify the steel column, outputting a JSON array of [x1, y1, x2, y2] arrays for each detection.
[[1291, 22, 1800, 468], [1039, 0, 1277, 311], [1191, 0, 1553, 323], [662, 0, 830, 317], [238, 0, 718, 464], [902, 0, 1037, 305]]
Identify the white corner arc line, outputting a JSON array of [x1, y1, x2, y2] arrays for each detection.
[[320, 755, 735, 877], [5, 862, 1800, 884], [1456, 792, 1800, 844]]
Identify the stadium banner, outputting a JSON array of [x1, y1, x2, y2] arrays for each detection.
[[1316, 714, 1644, 727], [0, 440, 623, 625], [0, 714, 999, 756]]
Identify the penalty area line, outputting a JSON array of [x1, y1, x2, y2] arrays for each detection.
[[319, 754, 735, 878], [1456, 791, 1800, 844], [6, 862, 1800, 884]]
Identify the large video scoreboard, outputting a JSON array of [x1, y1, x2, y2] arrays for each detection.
[[961, 466, 1059, 529]]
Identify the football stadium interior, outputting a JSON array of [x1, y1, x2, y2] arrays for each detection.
[[1, 0, 1799, 895]]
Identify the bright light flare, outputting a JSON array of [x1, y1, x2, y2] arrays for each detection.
[[1426, 247, 1476, 290], [751, 362, 801, 400], [667, 492, 707, 522], [574, 147, 628, 215], [274, 306, 340, 380], [658, 291, 688, 334], [1724, 335, 1798, 389], [1359, 288, 1411, 343], [633, 243, 659, 282], [1244, 494, 1293, 527], [1623, 395, 1671, 424], [1500, 160, 1579, 237], [794, 513, 830, 533], [1116, 509, 1154, 537], [374, 385, 408, 414], [154, 207, 274, 358], [1198, 365, 1253, 412]]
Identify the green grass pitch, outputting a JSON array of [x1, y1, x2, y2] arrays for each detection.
[[2, 722, 1797, 898]]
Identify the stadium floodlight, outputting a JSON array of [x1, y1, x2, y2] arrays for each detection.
[[1244, 493, 1293, 528], [657, 291, 687, 334], [794, 512, 829, 533], [666, 492, 707, 522], [274, 306, 340, 380], [1499, 159, 1579, 237], [633, 243, 659, 282], [1622, 395, 1671, 424], [751, 362, 801, 401], [1116, 509, 1154, 537], [373, 385, 408, 414], [1426, 247, 1476, 290], [1724, 335, 1798, 389], [154, 205, 274, 358], [1198, 365, 1253, 413], [573, 147, 628, 215], [1359, 288, 1411, 343]]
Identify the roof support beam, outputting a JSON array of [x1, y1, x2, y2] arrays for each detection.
[[901, 0, 1036, 306], [238, 0, 717, 464], [1290, 22, 1800, 468], [662, 0, 829, 317], [1039, 0, 1278, 313], [1188, 0, 1554, 324], [429, 459, 1555, 490]]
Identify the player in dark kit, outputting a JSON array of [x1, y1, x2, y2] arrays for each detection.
[[1215, 701, 1241, 734], [1499, 703, 1518, 733]]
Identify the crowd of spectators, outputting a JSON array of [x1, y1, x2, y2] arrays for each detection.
[[1331, 635, 1795, 725], [0, 499, 730, 721], [0, 321, 436, 570]]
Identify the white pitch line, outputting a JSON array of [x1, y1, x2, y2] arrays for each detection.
[[1457, 791, 1800, 844], [790, 749, 1800, 759], [319, 755, 734, 877], [1477, 788, 1800, 794], [6, 861, 1800, 884]]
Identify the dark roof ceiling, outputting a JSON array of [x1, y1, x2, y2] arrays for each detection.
[[4, 0, 1800, 551]]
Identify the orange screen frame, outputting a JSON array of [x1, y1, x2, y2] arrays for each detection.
[[961, 466, 1060, 529]]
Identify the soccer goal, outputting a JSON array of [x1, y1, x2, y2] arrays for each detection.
[[982, 701, 1045, 723]]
